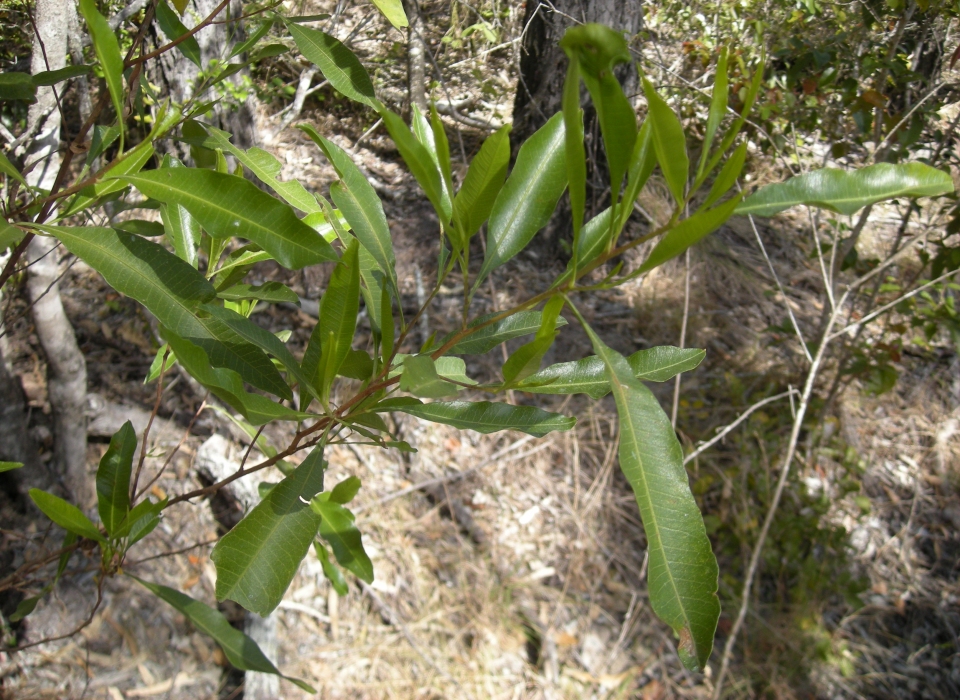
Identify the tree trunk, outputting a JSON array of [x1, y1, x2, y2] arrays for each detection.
[[513, 0, 643, 255], [25, 0, 91, 506], [403, 0, 428, 112]]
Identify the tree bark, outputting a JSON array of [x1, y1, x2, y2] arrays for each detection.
[[403, 0, 428, 111], [25, 0, 91, 506], [513, 0, 643, 255]]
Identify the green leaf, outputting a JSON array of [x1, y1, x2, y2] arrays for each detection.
[[394, 400, 576, 437], [400, 355, 459, 398], [619, 120, 656, 229], [561, 24, 636, 194], [0, 218, 23, 252], [517, 346, 706, 398], [171, 0, 189, 13], [561, 60, 586, 248], [430, 105, 455, 210], [446, 310, 568, 355], [736, 162, 955, 217], [501, 296, 564, 385], [155, 0, 202, 67], [96, 421, 136, 537], [163, 329, 309, 425], [702, 142, 746, 209], [643, 77, 688, 206], [29, 489, 105, 543], [0, 72, 36, 102], [199, 125, 321, 215], [121, 169, 337, 269], [0, 461, 24, 473], [697, 48, 728, 179], [311, 498, 373, 582], [301, 127, 398, 293], [229, 19, 274, 58], [79, 0, 124, 137], [637, 194, 742, 274], [372, 0, 408, 28], [115, 496, 165, 543], [212, 448, 326, 615], [217, 282, 299, 305], [113, 219, 165, 237], [0, 149, 26, 185], [32, 64, 92, 87], [339, 348, 374, 380], [132, 577, 315, 692], [434, 356, 476, 385], [62, 139, 158, 217], [583, 327, 719, 672], [379, 283, 394, 362], [453, 124, 511, 242], [86, 124, 120, 165], [380, 108, 451, 224], [475, 112, 567, 289], [286, 22, 380, 109], [314, 542, 349, 596], [330, 476, 361, 504]]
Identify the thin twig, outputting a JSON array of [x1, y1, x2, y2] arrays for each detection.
[[130, 346, 170, 503], [671, 248, 691, 428]]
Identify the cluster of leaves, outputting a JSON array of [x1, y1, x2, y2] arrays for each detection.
[[1, 0, 953, 687]]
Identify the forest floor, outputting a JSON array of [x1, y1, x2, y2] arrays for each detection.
[[2, 1, 960, 699]]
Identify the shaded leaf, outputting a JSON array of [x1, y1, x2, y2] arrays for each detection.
[[380, 108, 451, 224], [96, 421, 136, 537], [400, 355, 459, 398], [286, 22, 380, 109], [113, 219, 165, 237], [445, 310, 568, 355], [0, 72, 36, 102], [697, 48, 728, 178], [637, 194, 742, 274], [155, 0, 201, 67], [736, 162, 955, 217], [212, 448, 326, 615], [643, 77, 688, 206], [78, 0, 124, 136], [453, 125, 511, 243], [702, 142, 746, 208], [314, 541, 348, 596], [311, 498, 373, 582], [217, 282, 299, 305], [29, 489, 105, 543], [0, 149, 26, 185], [132, 577, 315, 692]]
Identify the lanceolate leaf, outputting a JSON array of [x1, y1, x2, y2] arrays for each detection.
[[637, 194, 742, 274], [584, 329, 719, 672], [32, 64, 92, 86], [453, 125, 511, 242], [400, 355, 459, 398], [79, 0, 124, 139], [29, 489, 105, 543], [380, 108, 451, 224], [394, 400, 576, 437], [410, 105, 453, 221], [643, 77, 689, 206], [372, 0, 408, 29], [122, 169, 337, 269], [517, 346, 706, 398], [212, 447, 326, 616], [703, 142, 746, 209], [301, 126, 398, 295], [697, 48, 728, 179], [96, 421, 136, 537], [155, 0, 202, 67], [160, 157, 201, 267], [619, 120, 656, 229], [314, 542, 348, 596], [561, 59, 586, 249], [475, 112, 567, 289], [217, 282, 299, 305], [286, 22, 381, 110], [445, 310, 568, 355], [312, 498, 373, 582], [0, 149, 26, 185], [132, 577, 315, 692], [308, 240, 360, 396], [736, 162, 955, 217], [0, 461, 24, 473]]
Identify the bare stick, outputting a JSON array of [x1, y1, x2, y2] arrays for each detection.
[[671, 248, 691, 427]]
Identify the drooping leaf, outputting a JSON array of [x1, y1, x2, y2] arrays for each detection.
[[372, 0, 408, 28], [643, 77, 688, 206], [702, 141, 746, 209], [301, 126, 398, 295], [393, 400, 576, 437], [619, 120, 656, 229], [286, 22, 380, 109], [560, 59, 586, 250], [400, 355, 459, 398], [311, 497, 373, 582], [445, 310, 568, 355], [96, 421, 136, 537], [380, 108, 451, 224], [453, 125, 511, 242], [330, 476, 362, 504], [584, 328, 719, 672], [121, 169, 337, 269], [561, 24, 636, 194], [79, 0, 124, 137], [474, 112, 567, 289], [212, 447, 326, 616], [314, 541, 348, 596], [637, 194, 742, 274], [736, 162, 955, 217], [516, 346, 706, 398], [29, 489, 105, 543], [155, 0, 202, 67], [697, 48, 728, 179], [163, 329, 310, 425], [132, 577, 315, 692], [32, 64, 92, 87]]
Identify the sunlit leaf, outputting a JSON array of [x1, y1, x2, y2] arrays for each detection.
[[96, 421, 136, 537], [79, 0, 124, 138], [453, 125, 511, 243], [393, 400, 576, 437], [311, 497, 373, 582], [286, 22, 380, 109], [29, 489, 105, 543], [643, 77, 688, 206]]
